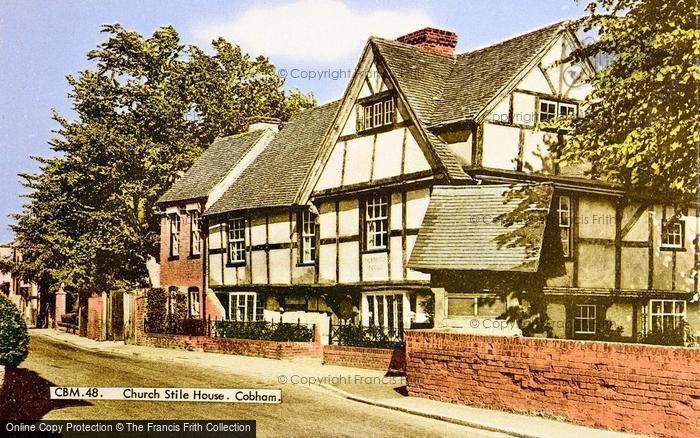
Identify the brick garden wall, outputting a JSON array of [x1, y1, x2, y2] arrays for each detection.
[[323, 346, 405, 372], [137, 332, 322, 360], [405, 331, 700, 437]]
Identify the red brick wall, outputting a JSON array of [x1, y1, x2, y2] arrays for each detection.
[[137, 333, 322, 360], [159, 210, 203, 293], [405, 331, 700, 437], [86, 296, 104, 341], [324, 346, 405, 372]]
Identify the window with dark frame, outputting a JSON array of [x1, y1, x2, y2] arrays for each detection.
[[359, 96, 394, 131], [558, 195, 572, 258], [227, 217, 246, 264], [190, 210, 201, 256], [661, 219, 684, 249], [300, 209, 317, 264], [365, 194, 389, 251], [574, 304, 596, 335], [169, 213, 180, 258]]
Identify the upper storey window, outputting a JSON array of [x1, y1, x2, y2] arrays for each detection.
[[358, 96, 395, 131], [169, 213, 180, 258], [539, 99, 578, 123]]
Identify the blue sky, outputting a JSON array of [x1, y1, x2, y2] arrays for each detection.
[[0, 0, 587, 243]]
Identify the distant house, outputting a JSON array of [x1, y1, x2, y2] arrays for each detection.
[[0, 243, 39, 326], [158, 21, 698, 342]]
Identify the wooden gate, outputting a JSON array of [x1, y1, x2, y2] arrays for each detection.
[[107, 291, 124, 341], [123, 291, 136, 344]]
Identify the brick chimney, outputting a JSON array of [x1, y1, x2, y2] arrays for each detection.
[[247, 116, 281, 133], [396, 27, 458, 56]]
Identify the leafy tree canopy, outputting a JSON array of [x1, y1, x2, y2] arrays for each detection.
[[12, 24, 315, 304], [560, 0, 698, 204]]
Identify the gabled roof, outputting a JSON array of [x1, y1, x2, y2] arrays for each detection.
[[408, 184, 552, 272], [371, 37, 455, 126], [158, 130, 268, 205], [371, 20, 569, 127], [204, 101, 340, 216], [432, 21, 568, 124]]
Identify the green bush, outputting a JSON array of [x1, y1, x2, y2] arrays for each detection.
[[0, 292, 29, 367]]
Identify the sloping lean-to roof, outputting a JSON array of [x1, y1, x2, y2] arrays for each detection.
[[205, 100, 340, 216], [158, 130, 268, 205], [408, 184, 553, 272]]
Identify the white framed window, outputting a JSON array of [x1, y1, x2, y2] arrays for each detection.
[[190, 210, 201, 256], [661, 220, 684, 249], [365, 194, 389, 251], [539, 99, 578, 123], [365, 293, 405, 336], [539, 100, 557, 122], [649, 300, 686, 333], [360, 97, 395, 131], [228, 292, 263, 322], [167, 286, 178, 317], [559, 102, 577, 117], [300, 209, 316, 264], [227, 217, 246, 264], [558, 195, 572, 258], [383, 99, 394, 125], [169, 213, 180, 258], [188, 287, 200, 317], [574, 304, 596, 335]]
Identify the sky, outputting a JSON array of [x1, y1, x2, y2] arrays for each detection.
[[0, 0, 588, 244]]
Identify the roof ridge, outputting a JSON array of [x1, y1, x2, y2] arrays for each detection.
[[369, 36, 458, 60], [456, 20, 570, 58], [213, 128, 267, 144]]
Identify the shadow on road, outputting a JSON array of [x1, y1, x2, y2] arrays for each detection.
[[0, 367, 91, 420]]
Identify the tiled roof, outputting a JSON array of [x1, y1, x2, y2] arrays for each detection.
[[408, 184, 552, 272], [157, 130, 267, 205], [372, 21, 567, 127], [432, 21, 567, 124], [204, 101, 340, 216], [371, 37, 455, 126]]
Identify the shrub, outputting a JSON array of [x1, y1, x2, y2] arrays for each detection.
[[595, 320, 625, 342], [145, 288, 167, 333], [642, 320, 698, 347], [0, 292, 29, 367]]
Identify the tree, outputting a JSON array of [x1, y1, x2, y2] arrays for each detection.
[[12, 24, 315, 320], [560, 0, 698, 204], [0, 292, 29, 367]]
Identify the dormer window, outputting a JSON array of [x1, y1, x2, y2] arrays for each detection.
[[359, 96, 394, 131]]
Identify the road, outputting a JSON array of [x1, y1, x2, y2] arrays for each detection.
[[0, 334, 506, 437]]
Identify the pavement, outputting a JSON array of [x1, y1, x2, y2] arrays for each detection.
[[35, 328, 638, 438]]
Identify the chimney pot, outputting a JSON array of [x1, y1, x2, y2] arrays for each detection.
[[396, 27, 458, 56]]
